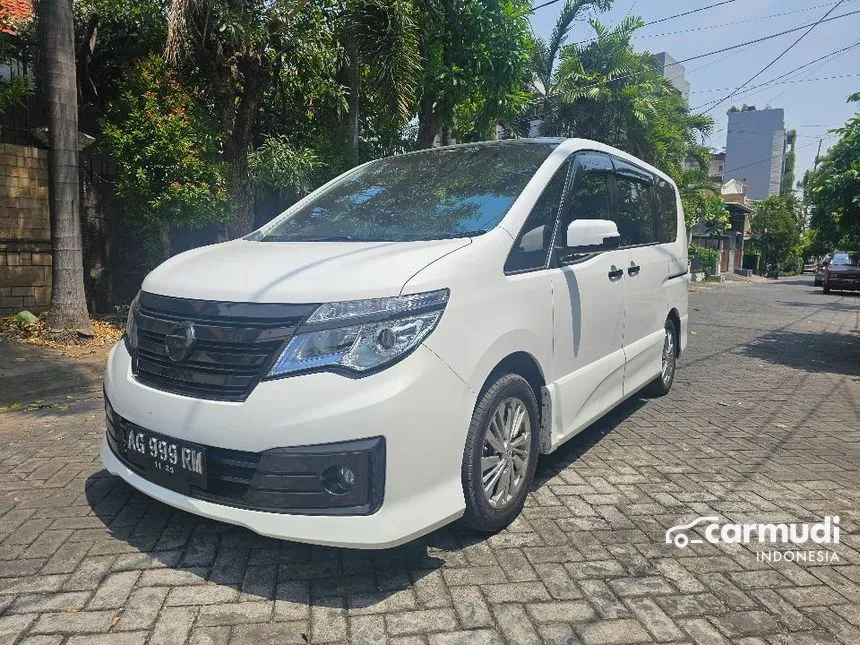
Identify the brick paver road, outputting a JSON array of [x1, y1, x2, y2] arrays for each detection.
[[1, 278, 859, 645]]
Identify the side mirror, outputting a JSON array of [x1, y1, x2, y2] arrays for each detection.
[[565, 219, 620, 255]]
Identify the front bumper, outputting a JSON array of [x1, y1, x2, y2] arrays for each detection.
[[825, 278, 860, 290], [102, 342, 475, 548]]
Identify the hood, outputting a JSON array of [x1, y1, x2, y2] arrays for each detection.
[[141, 238, 471, 303]]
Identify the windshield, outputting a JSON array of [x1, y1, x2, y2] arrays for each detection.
[[831, 252, 859, 266], [251, 141, 559, 242]]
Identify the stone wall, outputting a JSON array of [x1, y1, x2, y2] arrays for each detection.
[[0, 143, 51, 316]]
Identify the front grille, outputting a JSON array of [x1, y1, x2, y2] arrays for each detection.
[[131, 292, 316, 401], [105, 405, 385, 515]]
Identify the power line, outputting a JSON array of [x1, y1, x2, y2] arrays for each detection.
[[700, 0, 849, 115], [731, 38, 860, 107], [691, 73, 860, 94], [721, 137, 836, 177], [635, 1, 855, 40], [530, 0, 735, 21], [691, 40, 860, 109], [572, 9, 860, 94]]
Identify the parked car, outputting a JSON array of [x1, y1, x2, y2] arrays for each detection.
[[823, 251, 860, 294], [102, 138, 689, 548], [814, 253, 832, 286]]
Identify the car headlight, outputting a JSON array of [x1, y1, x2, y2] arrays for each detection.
[[124, 292, 140, 354], [268, 289, 449, 377]]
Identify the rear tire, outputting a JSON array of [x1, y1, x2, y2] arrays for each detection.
[[644, 319, 677, 397], [460, 373, 539, 533]]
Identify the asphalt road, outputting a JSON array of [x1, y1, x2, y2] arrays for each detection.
[[0, 277, 858, 644]]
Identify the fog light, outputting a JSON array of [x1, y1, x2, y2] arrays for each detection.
[[321, 465, 356, 495]]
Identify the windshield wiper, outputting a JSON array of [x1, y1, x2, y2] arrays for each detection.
[[413, 230, 488, 240], [262, 235, 364, 242]]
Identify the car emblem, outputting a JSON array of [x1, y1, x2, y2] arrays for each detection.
[[165, 321, 196, 362]]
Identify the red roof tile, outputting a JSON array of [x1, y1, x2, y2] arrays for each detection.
[[0, 0, 34, 34]]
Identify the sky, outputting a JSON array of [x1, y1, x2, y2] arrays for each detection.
[[528, 0, 860, 186]]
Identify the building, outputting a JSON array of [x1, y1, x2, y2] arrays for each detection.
[[689, 179, 752, 276], [709, 151, 725, 183], [654, 52, 690, 105], [722, 106, 792, 201]]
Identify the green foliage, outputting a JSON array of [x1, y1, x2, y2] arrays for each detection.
[[689, 244, 719, 278], [0, 18, 34, 112], [749, 195, 802, 269], [546, 16, 713, 182], [781, 133, 795, 197], [676, 169, 729, 232], [417, 0, 534, 142], [74, 0, 168, 106], [805, 92, 860, 249], [101, 55, 230, 238], [249, 136, 323, 198]]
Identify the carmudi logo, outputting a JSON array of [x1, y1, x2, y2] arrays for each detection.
[[665, 515, 841, 564]]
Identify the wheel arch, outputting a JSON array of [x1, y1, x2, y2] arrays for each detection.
[[667, 308, 681, 356]]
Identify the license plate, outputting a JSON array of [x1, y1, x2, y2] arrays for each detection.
[[122, 426, 206, 494]]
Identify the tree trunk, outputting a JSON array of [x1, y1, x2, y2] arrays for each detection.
[[417, 106, 440, 149], [158, 224, 172, 260], [39, 0, 92, 333], [345, 31, 360, 167], [225, 134, 255, 239]]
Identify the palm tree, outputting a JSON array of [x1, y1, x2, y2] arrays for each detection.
[[530, 0, 609, 123], [338, 0, 421, 165], [38, 0, 92, 333], [165, 0, 310, 237]]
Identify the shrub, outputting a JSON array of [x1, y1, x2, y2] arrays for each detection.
[[101, 55, 230, 257], [689, 244, 719, 278]]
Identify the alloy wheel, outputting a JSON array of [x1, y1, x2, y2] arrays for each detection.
[[481, 397, 532, 509]]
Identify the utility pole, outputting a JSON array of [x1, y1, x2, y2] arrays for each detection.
[[813, 138, 823, 170]]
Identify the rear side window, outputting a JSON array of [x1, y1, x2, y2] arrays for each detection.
[[505, 161, 570, 273], [613, 173, 657, 246], [655, 179, 678, 243]]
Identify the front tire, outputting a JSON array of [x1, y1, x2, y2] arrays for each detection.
[[460, 373, 539, 533], [645, 319, 677, 397]]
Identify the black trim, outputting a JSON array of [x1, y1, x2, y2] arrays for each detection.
[[106, 401, 386, 516], [667, 269, 689, 280], [139, 291, 316, 323], [131, 293, 317, 401]]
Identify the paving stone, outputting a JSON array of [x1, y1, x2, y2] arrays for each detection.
[[386, 608, 458, 636], [526, 600, 596, 623], [310, 597, 348, 643], [492, 603, 542, 645], [31, 610, 117, 634], [197, 600, 273, 626], [149, 606, 197, 645], [116, 586, 169, 631], [349, 614, 386, 645], [3, 280, 860, 644], [449, 586, 493, 628], [428, 629, 500, 645], [574, 618, 650, 645]]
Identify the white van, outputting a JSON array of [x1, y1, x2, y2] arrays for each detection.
[[103, 138, 688, 548]]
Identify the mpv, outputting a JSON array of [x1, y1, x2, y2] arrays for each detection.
[[103, 138, 688, 548]]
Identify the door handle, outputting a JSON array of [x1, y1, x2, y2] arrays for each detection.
[[608, 266, 624, 281], [628, 264, 641, 276]]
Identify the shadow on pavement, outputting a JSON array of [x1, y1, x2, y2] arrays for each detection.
[[83, 469, 446, 610], [738, 328, 860, 378], [0, 339, 106, 406]]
